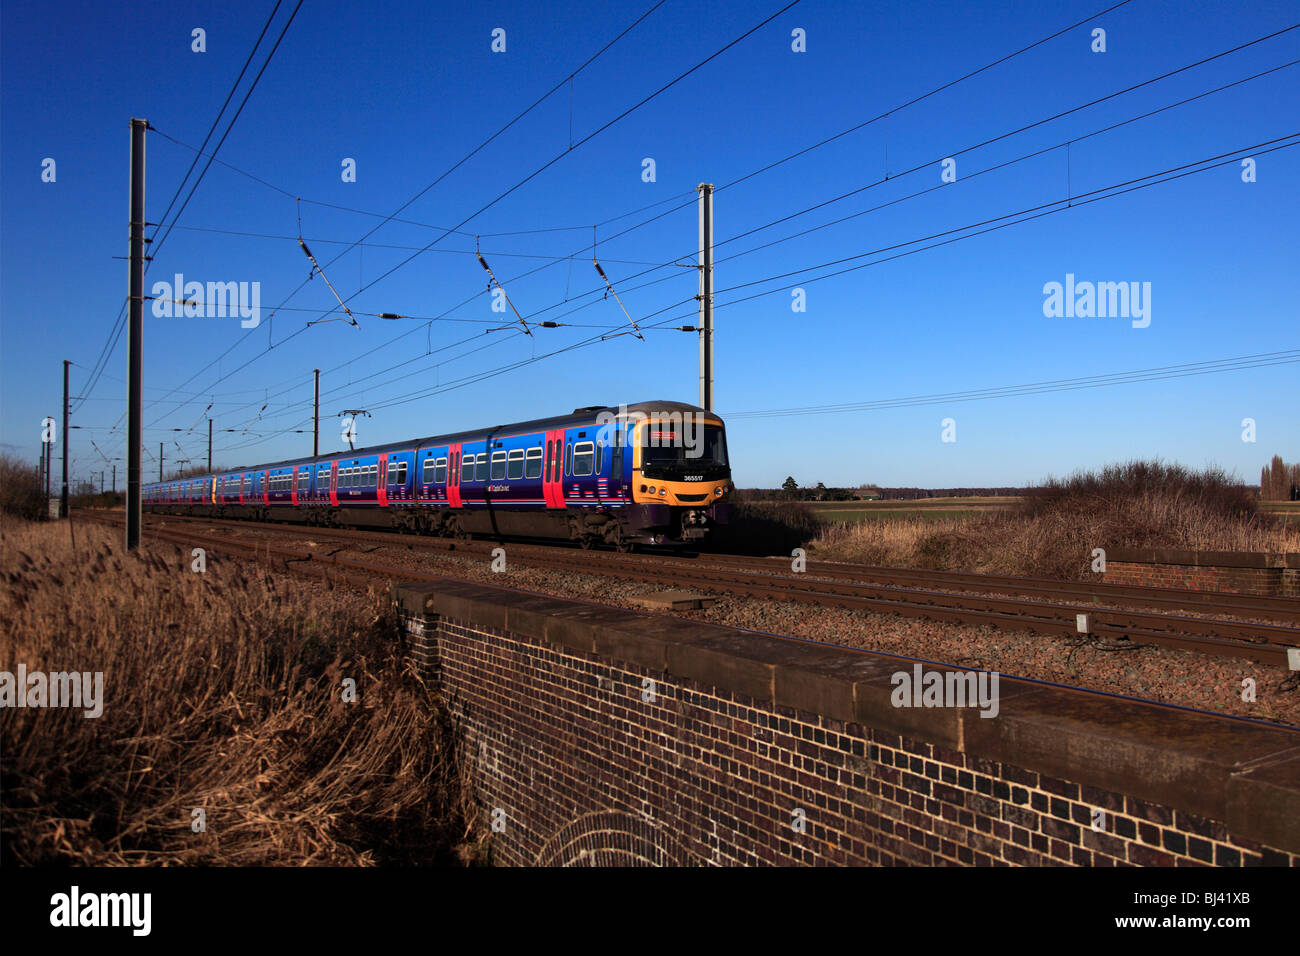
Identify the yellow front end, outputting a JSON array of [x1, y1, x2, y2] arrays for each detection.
[[630, 416, 732, 506]]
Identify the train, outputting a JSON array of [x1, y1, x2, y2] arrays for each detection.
[[143, 400, 732, 549]]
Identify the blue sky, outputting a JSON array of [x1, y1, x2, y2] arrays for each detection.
[[2, 0, 1296, 490]]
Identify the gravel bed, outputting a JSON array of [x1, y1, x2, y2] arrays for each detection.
[[183, 524, 1300, 729]]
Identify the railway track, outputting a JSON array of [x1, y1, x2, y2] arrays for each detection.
[[80, 510, 1300, 668]]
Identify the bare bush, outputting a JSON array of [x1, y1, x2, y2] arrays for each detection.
[[0, 454, 46, 521], [812, 461, 1298, 579]]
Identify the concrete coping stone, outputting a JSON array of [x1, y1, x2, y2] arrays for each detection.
[[1106, 547, 1298, 569]]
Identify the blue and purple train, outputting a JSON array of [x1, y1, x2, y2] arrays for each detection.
[[143, 400, 732, 548]]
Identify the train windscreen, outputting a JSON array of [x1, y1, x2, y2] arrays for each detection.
[[640, 422, 728, 471]]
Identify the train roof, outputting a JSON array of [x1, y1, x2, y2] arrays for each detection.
[[154, 399, 720, 480]]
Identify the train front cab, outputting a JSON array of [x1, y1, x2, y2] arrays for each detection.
[[626, 408, 732, 544]]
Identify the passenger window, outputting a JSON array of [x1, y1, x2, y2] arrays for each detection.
[[491, 450, 507, 480], [595, 442, 603, 474], [525, 447, 542, 479], [434, 457, 447, 484], [475, 453, 488, 482], [461, 454, 475, 483], [573, 441, 594, 477], [565, 442, 572, 477], [507, 449, 525, 480]]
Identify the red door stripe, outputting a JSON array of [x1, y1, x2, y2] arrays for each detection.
[[448, 444, 462, 508]]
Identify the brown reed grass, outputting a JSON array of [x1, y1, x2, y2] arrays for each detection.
[[0, 518, 479, 866]]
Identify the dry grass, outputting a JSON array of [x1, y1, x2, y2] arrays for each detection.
[[811, 461, 1300, 579], [0, 517, 483, 866]]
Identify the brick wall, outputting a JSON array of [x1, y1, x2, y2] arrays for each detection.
[[393, 581, 1300, 867], [1104, 548, 1300, 596]]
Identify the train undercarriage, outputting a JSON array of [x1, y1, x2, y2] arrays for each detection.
[[146, 501, 729, 550]]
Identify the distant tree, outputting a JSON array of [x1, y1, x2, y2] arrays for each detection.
[[1261, 456, 1296, 500], [0, 453, 45, 519], [1270, 455, 1287, 501], [781, 476, 798, 499]]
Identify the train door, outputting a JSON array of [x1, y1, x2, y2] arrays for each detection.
[[263, 470, 270, 505], [378, 453, 388, 506], [447, 443, 462, 508], [611, 431, 624, 499], [291, 466, 298, 506], [543, 428, 565, 508], [329, 461, 338, 507]]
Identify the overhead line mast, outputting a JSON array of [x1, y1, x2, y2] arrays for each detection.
[[698, 183, 714, 412]]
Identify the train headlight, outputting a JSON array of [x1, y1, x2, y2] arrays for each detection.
[[714, 486, 723, 496], [659, 488, 667, 496], [647, 485, 655, 495]]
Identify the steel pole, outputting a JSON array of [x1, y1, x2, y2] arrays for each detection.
[[126, 117, 147, 549], [697, 183, 714, 412]]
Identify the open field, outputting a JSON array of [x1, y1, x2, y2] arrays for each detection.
[[799, 497, 1020, 523], [1261, 501, 1300, 524], [0, 518, 480, 866]]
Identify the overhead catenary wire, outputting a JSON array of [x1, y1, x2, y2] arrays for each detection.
[[157, 0, 807, 422], [310, 9, 1299, 382], [724, 351, 1300, 420], [129, 0, 680, 419], [487, 43, 1300, 333], [205, 128, 1296, 450], [142, 0, 809, 426], [74, 0, 293, 412], [134, 0, 1135, 432], [111, 96, 1300, 452], [129, 41, 1300, 409], [88, 5, 1293, 470], [244, 50, 1291, 385], [84, 3, 307, 409], [221, 131, 1300, 441]]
